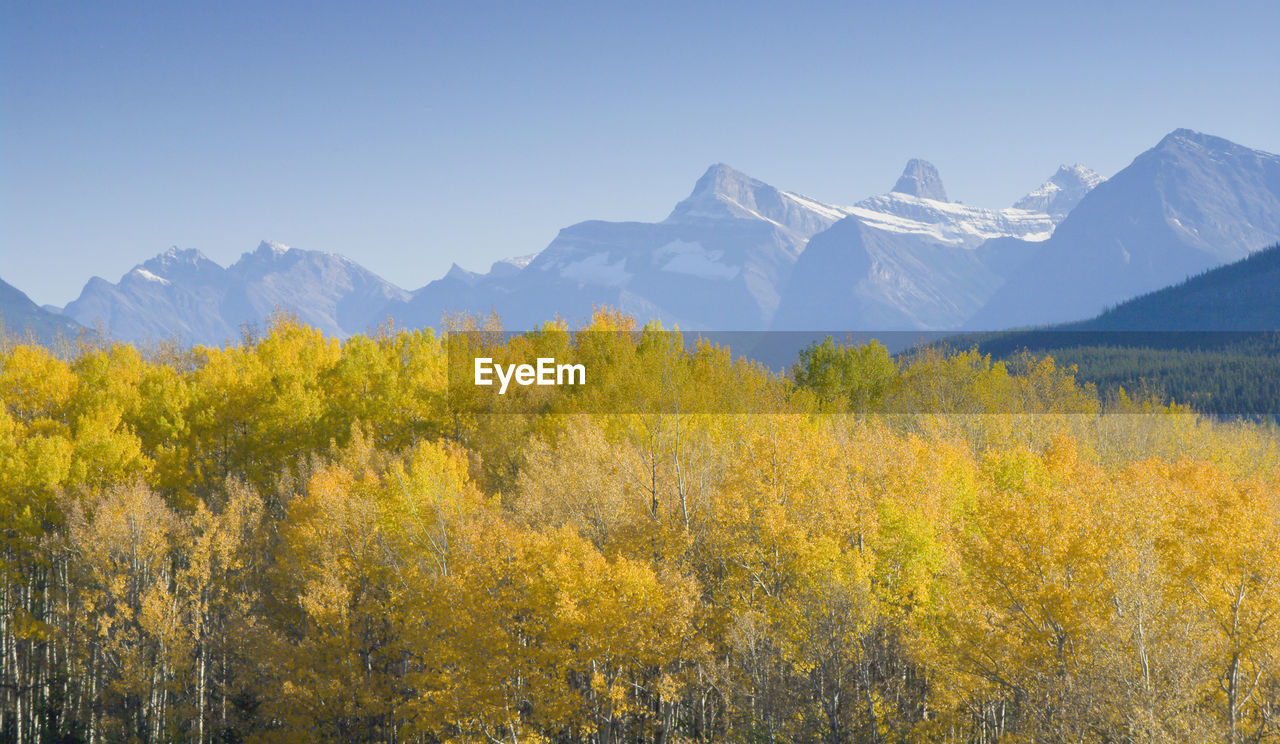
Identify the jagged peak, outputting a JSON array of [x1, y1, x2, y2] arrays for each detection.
[[442, 262, 482, 287], [1052, 164, 1104, 186], [140, 246, 216, 275], [688, 163, 767, 198], [666, 163, 777, 221], [1012, 164, 1103, 219], [229, 241, 310, 272], [891, 159, 948, 202], [444, 262, 474, 279], [158, 245, 209, 262], [255, 240, 293, 257]]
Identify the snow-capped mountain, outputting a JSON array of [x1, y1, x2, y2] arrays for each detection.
[[38, 128, 1280, 345], [1013, 164, 1104, 219], [389, 164, 857, 330], [62, 242, 409, 345], [770, 160, 1080, 330], [969, 129, 1280, 329], [390, 160, 1098, 333]]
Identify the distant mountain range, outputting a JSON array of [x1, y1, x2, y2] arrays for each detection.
[[4, 128, 1279, 347], [392, 162, 857, 332], [0, 278, 83, 345], [58, 241, 409, 346]]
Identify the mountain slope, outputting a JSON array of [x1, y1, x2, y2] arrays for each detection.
[[62, 242, 409, 345], [0, 278, 84, 345], [1074, 242, 1280, 331], [969, 129, 1280, 329], [926, 245, 1280, 414]]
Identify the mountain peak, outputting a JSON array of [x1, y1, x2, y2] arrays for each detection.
[[256, 240, 293, 257], [1013, 164, 1104, 219], [1154, 128, 1241, 154], [141, 246, 215, 275], [665, 164, 845, 238], [444, 262, 478, 282], [1054, 163, 1102, 182], [159, 245, 208, 262], [689, 163, 761, 198], [1162, 127, 1202, 142], [668, 163, 772, 221], [891, 159, 948, 201], [230, 241, 304, 273]]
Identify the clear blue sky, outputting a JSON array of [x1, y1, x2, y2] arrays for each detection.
[[3, 0, 1278, 306]]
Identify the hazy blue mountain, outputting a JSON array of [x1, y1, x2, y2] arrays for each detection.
[[398, 160, 1075, 332], [771, 161, 1071, 330], [40, 129, 1280, 343], [0, 277, 84, 345], [390, 164, 858, 330], [969, 129, 1280, 329], [62, 242, 409, 345]]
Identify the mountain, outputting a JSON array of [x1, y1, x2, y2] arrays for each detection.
[[771, 160, 1075, 330], [64, 247, 237, 346], [62, 242, 409, 346], [41, 129, 1280, 344], [1012, 164, 1104, 220], [1073, 241, 1280, 331], [969, 129, 1280, 329], [398, 160, 1082, 333], [389, 164, 857, 330], [0, 278, 84, 345]]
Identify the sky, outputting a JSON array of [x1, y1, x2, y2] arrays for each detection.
[[3, 0, 1279, 307]]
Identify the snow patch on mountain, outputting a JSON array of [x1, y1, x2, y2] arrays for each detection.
[[848, 194, 1054, 248], [658, 240, 741, 280], [559, 253, 632, 287], [771, 159, 1087, 330], [487, 254, 537, 278], [131, 268, 170, 285]]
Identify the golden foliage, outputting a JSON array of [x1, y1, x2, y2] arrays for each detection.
[[1, 315, 1277, 744]]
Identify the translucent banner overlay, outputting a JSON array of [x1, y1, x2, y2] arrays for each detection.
[[445, 330, 1280, 415]]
